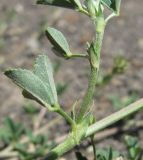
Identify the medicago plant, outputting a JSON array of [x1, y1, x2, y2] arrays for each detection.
[[4, 0, 143, 159]]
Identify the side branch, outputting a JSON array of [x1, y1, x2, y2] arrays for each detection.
[[43, 98, 143, 160]]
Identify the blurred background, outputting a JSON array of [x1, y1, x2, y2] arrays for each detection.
[[0, 0, 143, 159]]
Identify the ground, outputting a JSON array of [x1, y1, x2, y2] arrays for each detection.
[[0, 0, 143, 159]]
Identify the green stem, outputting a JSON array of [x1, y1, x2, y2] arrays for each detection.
[[43, 98, 143, 160], [78, 8, 90, 16], [77, 67, 97, 123], [77, 18, 105, 123], [56, 108, 75, 127], [69, 53, 88, 59], [86, 98, 143, 137], [44, 135, 75, 160]]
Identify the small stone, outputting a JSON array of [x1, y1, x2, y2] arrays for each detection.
[[138, 38, 143, 50], [15, 3, 24, 13], [26, 37, 39, 51], [114, 157, 124, 160], [0, 56, 5, 65]]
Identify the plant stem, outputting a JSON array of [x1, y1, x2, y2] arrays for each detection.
[[77, 18, 105, 123], [78, 8, 90, 16], [86, 98, 143, 137], [77, 67, 97, 123], [56, 108, 75, 126], [43, 98, 143, 160], [69, 53, 88, 59], [90, 135, 96, 160], [44, 135, 75, 160]]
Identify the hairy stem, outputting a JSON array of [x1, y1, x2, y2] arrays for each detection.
[[44, 135, 75, 160], [86, 98, 143, 137], [77, 67, 97, 122], [56, 108, 75, 126], [77, 18, 105, 123], [43, 98, 143, 160]]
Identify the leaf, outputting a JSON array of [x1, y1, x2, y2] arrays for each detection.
[[34, 54, 57, 103], [5, 118, 25, 140], [23, 103, 39, 114], [101, 0, 121, 13], [88, 42, 100, 69], [5, 69, 51, 108], [96, 148, 120, 160], [107, 147, 113, 160], [37, 0, 76, 9], [5, 54, 58, 110], [0, 118, 25, 142], [46, 27, 72, 58], [125, 135, 141, 159], [0, 126, 12, 144]]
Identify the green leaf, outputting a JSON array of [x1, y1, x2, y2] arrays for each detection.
[[5, 117, 25, 140], [88, 42, 100, 69], [23, 103, 39, 114], [34, 54, 58, 103], [107, 147, 113, 160], [125, 135, 141, 159], [96, 148, 120, 160], [46, 27, 72, 58], [0, 118, 25, 143], [101, 0, 121, 13], [5, 54, 58, 110], [0, 126, 12, 144], [37, 0, 76, 9], [5, 69, 52, 108]]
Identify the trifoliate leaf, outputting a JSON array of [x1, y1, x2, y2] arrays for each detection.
[[5, 54, 58, 110], [46, 27, 72, 58], [37, 0, 76, 9]]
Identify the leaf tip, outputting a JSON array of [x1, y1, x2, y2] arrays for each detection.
[[45, 27, 54, 34], [4, 69, 14, 77]]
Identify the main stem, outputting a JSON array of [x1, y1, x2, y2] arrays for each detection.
[[77, 17, 105, 123]]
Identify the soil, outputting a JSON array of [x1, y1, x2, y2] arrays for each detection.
[[0, 0, 143, 159]]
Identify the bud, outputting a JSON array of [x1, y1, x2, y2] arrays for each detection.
[[85, 0, 105, 18], [85, 0, 97, 18], [112, 56, 128, 74]]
